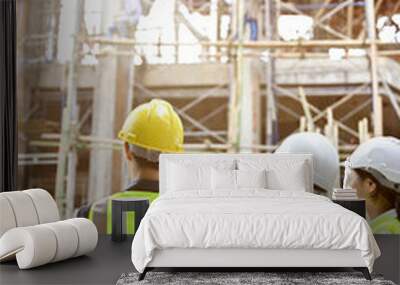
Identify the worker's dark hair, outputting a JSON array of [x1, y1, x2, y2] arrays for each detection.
[[355, 169, 400, 221], [133, 154, 159, 169], [128, 143, 160, 164]]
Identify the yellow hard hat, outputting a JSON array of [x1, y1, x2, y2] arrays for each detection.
[[118, 99, 184, 153]]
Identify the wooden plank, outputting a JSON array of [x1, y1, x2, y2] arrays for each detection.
[[347, 0, 354, 38], [315, 0, 333, 19], [298, 87, 314, 131], [319, 0, 353, 23], [265, 0, 278, 146]]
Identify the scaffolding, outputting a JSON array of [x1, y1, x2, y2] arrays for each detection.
[[18, 0, 400, 218]]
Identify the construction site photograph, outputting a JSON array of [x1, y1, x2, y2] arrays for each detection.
[[16, 0, 400, 218]]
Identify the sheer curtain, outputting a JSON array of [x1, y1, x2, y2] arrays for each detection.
[[0, 0, 17, 192]]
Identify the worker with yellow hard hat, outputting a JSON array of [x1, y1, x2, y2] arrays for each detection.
[[78, 99, 184, 234]]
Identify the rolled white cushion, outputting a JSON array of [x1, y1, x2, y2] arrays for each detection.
[[0, 192, 39, 227], [0, 226, 57, 269], [0, 196, 17, 237], [0, 218, 98, 269], [23, 189, 59, 223], [63, 218, 98, 257], [42, 221, 79, 262]]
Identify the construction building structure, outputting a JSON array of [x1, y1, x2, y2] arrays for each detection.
[[16, 0, 400, 217]]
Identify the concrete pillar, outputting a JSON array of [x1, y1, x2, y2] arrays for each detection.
[[239, 59, 261, 152], [88, 47, 134, 202], [88, 50, 117, 202]]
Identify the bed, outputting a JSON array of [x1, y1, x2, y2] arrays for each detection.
[[131, 154, 380, 281]]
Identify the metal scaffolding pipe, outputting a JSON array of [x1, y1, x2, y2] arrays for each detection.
[[86, 37, 399, 49], [366, 0, 383, 136]]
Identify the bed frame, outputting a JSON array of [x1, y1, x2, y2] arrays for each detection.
[[139, 154, 372, 281], [139, 248, 371, 280]]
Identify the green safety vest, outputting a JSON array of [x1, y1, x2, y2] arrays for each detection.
[[369, 209, 400, 234], [89, 190, 159, 235]]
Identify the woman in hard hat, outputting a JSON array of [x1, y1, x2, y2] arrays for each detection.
[[275, 132, 340, 197], [348, 137, 400, 234], [78, 99, 184, 234]]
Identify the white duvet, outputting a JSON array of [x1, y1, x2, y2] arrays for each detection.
[[131, 190, 380, 273]]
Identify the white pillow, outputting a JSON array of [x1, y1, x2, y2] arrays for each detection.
[[167, 162, 211, 191], [236, 169, 267, 189], [238, 159, 308, 191], [211, 168, 237, 191], [211, 169, 268, 191], [266, 160, 307, 191]]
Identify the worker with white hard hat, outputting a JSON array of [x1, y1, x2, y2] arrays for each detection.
[[275, 132, 339, 197], [347, 137, 400, 234], [78, 99, 184, 234]]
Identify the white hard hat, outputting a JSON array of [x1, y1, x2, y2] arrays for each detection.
[[349, 136, 400, 192], [276, 132, 339, 193]]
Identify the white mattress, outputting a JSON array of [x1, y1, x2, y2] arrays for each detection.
[[131, 190, 380, 273]]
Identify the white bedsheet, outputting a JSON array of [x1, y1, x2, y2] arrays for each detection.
[[131, 190, 380, 273]]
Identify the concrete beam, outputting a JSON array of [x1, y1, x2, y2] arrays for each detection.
[[36, 58, 400, 92], [143, 85, 389, 98], [38, 63, 96, 89]]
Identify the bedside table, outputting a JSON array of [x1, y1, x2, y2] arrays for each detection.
[[333, 199, 366, 218], [111, 197, 149, 242]]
